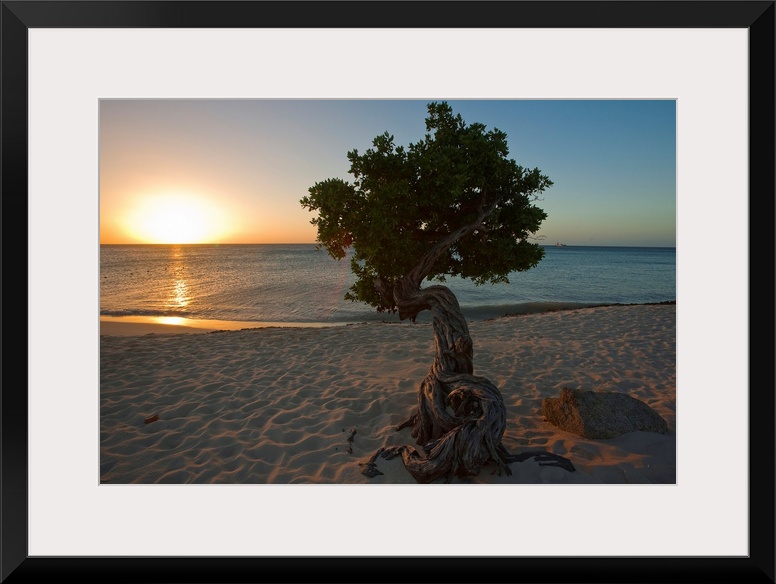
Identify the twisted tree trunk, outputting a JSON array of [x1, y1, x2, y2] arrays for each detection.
[[386, 284, 513, 482], [360, 197, 575, 483]]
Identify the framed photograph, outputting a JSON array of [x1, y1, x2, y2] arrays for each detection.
[[4, 1, 773, 582]]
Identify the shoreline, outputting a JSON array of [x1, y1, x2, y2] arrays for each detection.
[[99, 315, 346, 336], [100, 300, 676, 337]]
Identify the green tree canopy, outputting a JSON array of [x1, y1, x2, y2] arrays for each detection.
[[301, 101, 552, 314]]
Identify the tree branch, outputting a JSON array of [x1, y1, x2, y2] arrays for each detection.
[[405, 190, 503, 289]]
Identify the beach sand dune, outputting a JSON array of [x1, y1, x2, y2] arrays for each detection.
[[100, 304, 676, 484]]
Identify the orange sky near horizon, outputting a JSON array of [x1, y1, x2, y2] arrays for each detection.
[[99, 100, 335, 245], [99, 183, 318, 244]]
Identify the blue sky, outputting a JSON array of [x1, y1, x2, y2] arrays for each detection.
[[100, 99, 676, 246]]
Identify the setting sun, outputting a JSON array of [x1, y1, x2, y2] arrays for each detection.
[[124, 194, 230, 244]]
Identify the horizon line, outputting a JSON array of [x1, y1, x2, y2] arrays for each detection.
[[99, 242, 677, 248]]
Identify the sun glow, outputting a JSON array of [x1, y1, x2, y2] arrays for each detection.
[[126, 194, 230, 244]]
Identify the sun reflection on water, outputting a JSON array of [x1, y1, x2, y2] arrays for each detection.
[[155, 316, 187, 326], [172, 278, 189, 307], [167, 246, 191, 310]]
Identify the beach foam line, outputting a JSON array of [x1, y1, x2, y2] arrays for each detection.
[[100, 301, 676, 336]]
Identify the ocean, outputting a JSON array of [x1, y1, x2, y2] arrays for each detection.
[[100, 244, 676, 326]]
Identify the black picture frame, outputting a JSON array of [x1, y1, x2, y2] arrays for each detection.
[[2, 1, 773, 583]]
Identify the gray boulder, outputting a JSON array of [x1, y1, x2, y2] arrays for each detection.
[[541, 387, 668, 439]]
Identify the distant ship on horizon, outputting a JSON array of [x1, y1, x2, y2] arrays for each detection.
[[554, 242, 567, 247]]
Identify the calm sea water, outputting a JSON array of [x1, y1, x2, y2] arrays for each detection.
[[100, 244, 676, 325]]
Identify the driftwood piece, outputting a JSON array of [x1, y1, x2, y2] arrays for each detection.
[[359, 447, 386, 478], [499, 448, 577, 474]]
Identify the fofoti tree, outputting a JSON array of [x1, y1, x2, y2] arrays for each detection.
[[301, 102, 574, 483]]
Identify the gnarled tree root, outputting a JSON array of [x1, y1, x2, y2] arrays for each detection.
[[361, 373, 576, 483], [360, 441, 576, 483]]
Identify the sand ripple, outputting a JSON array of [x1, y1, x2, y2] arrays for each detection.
[[101, 304, 676, 484]]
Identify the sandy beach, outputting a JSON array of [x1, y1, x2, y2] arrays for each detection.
[[100, 303, 676, 484]]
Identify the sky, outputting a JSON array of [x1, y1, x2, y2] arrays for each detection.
[[99, 99, 676, 247]]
